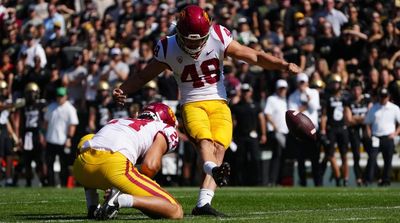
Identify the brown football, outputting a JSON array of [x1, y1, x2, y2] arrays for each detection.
[[285, 110, 317, 141]]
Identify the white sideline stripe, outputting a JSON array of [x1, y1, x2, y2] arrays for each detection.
[[0, 200, 49, 205], [44, 220, 84, 222]]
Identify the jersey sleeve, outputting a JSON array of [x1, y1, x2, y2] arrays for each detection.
[[153, 38, 168, 64], [212, 24, 233, 50], [159, 125, 179, 153]]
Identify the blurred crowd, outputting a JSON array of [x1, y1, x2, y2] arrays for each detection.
[[0, 0, 400, 187]]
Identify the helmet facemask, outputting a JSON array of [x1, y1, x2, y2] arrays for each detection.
[[137, 110, 160, 122], [176, 29, 210, 57]]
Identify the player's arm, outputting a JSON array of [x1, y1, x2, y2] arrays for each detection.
[[88, 106, 96, 133], [265, 114, 276, 131], [365, 124, 372, 138], [258, 111, 267, 144], [6, 120, 18, 146], [344, 106, 355, 126], [114, 59, 168, 105], [320, 107, 327, 135], [226, 40, 301, 74], [140, 132, 168, 178]]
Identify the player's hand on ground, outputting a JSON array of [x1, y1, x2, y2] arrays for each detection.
[[112, 88, 126, 106], [287, 63, 301, 74]]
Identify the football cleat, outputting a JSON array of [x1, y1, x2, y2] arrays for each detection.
[[192, 204, 227, 217], [94, 188, 120, 220], [87, 205, 98, 219], [212, 162, 230, 187]]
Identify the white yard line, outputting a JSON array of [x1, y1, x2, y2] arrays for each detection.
[[220, 216, 270, 221], [244, 205, 400, 215], [44, 220, 84, 222], [0, 200, 49, 205], [328, 217, 384, 221]]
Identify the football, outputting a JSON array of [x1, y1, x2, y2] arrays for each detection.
[[285, 110, 317, 141]]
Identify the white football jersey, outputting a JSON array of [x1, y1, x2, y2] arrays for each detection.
[[154, 24, 233, 104], [83, 118, 179, 165]]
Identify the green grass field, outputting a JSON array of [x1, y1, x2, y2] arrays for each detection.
[[1, 187, 400, 222]]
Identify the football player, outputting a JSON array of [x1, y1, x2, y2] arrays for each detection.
[[73, 102, 183, 219], [113, 5, 301, 216], [14, 82, 47, 187]]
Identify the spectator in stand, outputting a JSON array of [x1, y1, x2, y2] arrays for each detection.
[[316, 0, 348, 37], [63, 53, 87, 110], [85, 58, 102, 106], [102, 48, 129, 87], [267, 0, 296, 34], [365, 68, 380, 101], [380, 20, 400, 58], [45, 21, 67, 65], [21, 34, 47, 69], [388, 65, 400, 106], [315, 21, 337, 66], [43, 4, 66, 40], [34, 0, 49, 21], [24, 55, 47, 92]]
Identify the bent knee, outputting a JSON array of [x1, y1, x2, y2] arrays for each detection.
[[169, 204, 183, 220]]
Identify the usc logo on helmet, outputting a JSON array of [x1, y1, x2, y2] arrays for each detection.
[[203, 11, 210, 23], [167, 107, 176, 124]]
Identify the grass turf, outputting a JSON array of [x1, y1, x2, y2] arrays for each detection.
[[0, 187, 399, 222]]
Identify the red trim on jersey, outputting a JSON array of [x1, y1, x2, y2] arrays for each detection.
[[161, 38, 168, 59], [213, 24, 224, 45], [124, 160, 169, 201]]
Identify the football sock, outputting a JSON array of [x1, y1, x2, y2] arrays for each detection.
[[85, 189, 99, 209], [118, 194, 134, 208], [203, 161, 217, 176], [196, 188, 214, 207]]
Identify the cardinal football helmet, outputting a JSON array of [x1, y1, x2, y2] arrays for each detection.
[[176, 5, 211, 56], [138, 102, 177, 127]]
